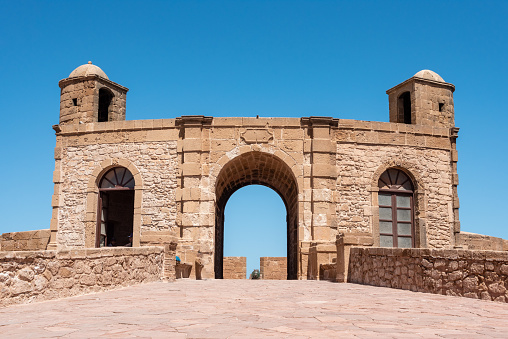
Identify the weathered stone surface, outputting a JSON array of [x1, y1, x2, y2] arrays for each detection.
[[260, 257, 287, 280], [0, 247, 164, 307], [3, 280, 508, 337], [0, 230, 50, 251], [348, 247, 508, 303], [223, 257, 246, 279]]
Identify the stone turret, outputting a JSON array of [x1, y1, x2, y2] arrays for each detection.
[[58, 61, 128, 126], [386, 70, 455, 128]]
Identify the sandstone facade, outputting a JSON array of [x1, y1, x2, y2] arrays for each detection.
[[348, 247, 508, 303], [13, 64, 473, 280], [56, 141, 178, 248]]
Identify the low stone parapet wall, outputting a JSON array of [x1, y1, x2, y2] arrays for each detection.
[[0, 229, 50, 251], [456, 232, 508, 251], [348, 247, 508, 303], [260, 257, 287, 280], [223, 257, 246, 279], [0, 247, 164, 307]]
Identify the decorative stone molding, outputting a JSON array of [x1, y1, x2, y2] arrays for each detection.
[[240, 128, 273, 144]]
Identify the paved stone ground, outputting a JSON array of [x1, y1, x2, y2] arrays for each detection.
[[1, 280, 508, 338]]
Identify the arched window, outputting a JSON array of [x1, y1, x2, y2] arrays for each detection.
[[378, 168, 414, 248], [98, 88, 114, 122], [97, 167, 134, 248], [397, 91, 412, 124]]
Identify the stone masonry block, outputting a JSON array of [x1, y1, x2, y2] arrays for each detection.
[[183, 139, 202, 152], [312, 128, 330, 139], [312, 164, 336, 178], [182, 163, 201, 176]]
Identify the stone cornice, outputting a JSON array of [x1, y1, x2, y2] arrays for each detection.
[[175, 115, 213, 127], [58, 75, 129, 92], [300, 116, 339, 127], [386, 76, 455, 94]]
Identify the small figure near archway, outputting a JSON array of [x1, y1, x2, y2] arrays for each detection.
[[97, 167, 135, 247]]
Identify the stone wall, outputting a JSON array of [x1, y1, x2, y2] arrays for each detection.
[[57, 140, 178, 248], [51, 116, 458, 279], [223, 257, 246, 279], [348, 247, 508, 303], [0, 230, 50, 251], [59, 76, 127, 126], [456, 232, 508, 251], [0, 247, 164, 307], [334, 129, 454, 248], [260, 257, 287, 280]]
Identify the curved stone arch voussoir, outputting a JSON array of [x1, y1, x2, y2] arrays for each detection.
[[212, 146, 301, 190], [87, 158, 143, 192], [371, 160, 425, 193]]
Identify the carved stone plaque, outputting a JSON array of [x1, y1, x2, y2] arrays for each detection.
[[240, 129, 273, 144]]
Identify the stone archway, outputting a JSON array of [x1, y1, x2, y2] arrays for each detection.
[[214, 151, 299, 279]]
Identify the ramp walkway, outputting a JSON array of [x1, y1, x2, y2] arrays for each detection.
[[1, 280, 507, 338]]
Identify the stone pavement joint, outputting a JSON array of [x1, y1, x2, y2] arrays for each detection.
[[1, 280, 508, 338]]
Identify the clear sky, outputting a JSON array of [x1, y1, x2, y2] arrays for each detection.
[[1, 1, 507, 277]]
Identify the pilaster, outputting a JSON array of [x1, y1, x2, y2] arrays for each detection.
[[175, 116, 214, 279], [47, 125, 62, 250], [301, 117, 338, 241], [451, 127, 461, 243]]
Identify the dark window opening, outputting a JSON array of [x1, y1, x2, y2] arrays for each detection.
[[439, 103, 444, 112], [97, 167, 134, 248], [397, 92, 412, 124], [98, 88, 114, 122], [72, 98, 78, 106], [378, 168, 414, 248]]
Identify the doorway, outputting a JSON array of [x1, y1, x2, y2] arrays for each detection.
[[96, 167, 135, 247]]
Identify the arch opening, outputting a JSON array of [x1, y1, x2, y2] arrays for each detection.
[[98, 88, 114, 122], [398, 91, 412, 124], [215, 152, 299, 280], [96, 167, 134, 248], [224, 185, 286, 279]]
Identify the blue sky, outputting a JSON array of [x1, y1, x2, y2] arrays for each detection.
[[1, 1, 507, 276]]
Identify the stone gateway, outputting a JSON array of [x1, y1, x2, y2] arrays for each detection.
[[2, 63, 508, 307], [45, 63, 468, 280]]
